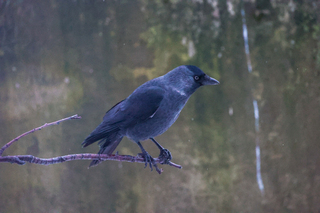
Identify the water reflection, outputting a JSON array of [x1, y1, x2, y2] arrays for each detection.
[[0, 1, 320, 212]]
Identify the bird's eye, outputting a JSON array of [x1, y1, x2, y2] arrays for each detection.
[[194, 76, 200, 81]]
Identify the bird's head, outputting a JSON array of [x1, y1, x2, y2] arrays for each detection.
[[165, 65, 219, 96]]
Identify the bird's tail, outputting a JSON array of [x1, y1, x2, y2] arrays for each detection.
[[82, 123, 120, 148], [88, 135, 123, 168]]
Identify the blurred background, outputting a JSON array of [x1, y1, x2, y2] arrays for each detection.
[[0, 0, 320, 212]]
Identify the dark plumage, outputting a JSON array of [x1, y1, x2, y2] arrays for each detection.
[[82, 65, 219, 170]]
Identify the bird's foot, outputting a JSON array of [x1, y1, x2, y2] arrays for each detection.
[[138, 151, 162, 174], [158, 148, 172, 165], [138, 151, 153, 169]]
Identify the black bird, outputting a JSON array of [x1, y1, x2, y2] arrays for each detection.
[[82, 65, 219, 171]]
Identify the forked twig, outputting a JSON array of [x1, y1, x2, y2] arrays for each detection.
[[0, 115, 182, 174]]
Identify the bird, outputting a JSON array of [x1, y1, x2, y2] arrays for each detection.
[[82, 65, 219, 172]]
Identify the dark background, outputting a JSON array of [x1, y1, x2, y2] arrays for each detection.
[[0, 0, 320, 212]]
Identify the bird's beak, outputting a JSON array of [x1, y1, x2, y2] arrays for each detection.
[[202, 74, 220, 85]]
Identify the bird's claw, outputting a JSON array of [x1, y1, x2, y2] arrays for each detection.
[[138, 148, 170, 174], [158, 148, 172, 164], [138, 151, 163, 174]]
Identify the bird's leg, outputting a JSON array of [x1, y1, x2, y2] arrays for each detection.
[[136, 141, 157, 172], [150, 138, 172, 164]]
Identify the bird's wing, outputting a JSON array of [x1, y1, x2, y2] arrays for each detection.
[[82, 86, 165, 147], [121, 86, 165, 123]]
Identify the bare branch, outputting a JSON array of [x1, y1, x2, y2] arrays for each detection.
[[0, 114, 81, 156], [0, 153, 182, 174], [0, 114, 182, 174]]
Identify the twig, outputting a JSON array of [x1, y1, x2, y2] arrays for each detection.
[[0, 115, 182, 174], [0, 153, 182, 174], [0, 114, 81, 156]]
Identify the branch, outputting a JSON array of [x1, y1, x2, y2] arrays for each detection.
[[0, 114, 182, 174], [0, 114, 81, 156], [0, 153, 182, 172]]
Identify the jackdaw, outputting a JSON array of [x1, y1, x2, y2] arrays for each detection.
[[82, 65, 219, 171]]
